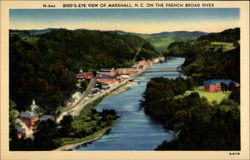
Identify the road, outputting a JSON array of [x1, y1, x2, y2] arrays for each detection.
[[56, 78, 96, 123], [56, 57, 165, 123], [56, 73, 137, 123]]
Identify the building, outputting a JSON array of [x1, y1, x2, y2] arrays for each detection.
[[97, 77, 120, 85], [72, 91, 82, 100], [76, 72, 94, 79], [98, 71, 117, 77], [17, 127, 26, 139], [117, 68, 141, 75], [101, 83, 110, 89], [40, 115, 55, 122], [134, 60, 152, 69], [204, 79, 240, 92], [30, 99, 39, 113], [100, 68, 115, 72], [67, 98, 75, 105], [19, 113, 39, 130]]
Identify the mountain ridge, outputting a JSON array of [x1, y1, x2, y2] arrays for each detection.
[[10, 28, 208, 38]]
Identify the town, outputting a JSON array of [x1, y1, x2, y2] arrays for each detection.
[[14, 57, 165, 139]]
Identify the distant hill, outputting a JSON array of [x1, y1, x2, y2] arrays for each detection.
[[164, 27, 240, 84], [105, 30, 207, 38], [9, 28, 59, 38], [198, 28, 240, 42], [10, 28, 208, 53], [135, 31, 207, 52], [149, 31, 207, 38]]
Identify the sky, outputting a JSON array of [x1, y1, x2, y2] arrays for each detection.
[[10, 8, 239, 33]]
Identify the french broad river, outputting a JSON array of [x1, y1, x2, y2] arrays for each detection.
[[75, 57, 185, 151]]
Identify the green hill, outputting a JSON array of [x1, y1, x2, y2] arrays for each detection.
[[9, 29, 159, 113], [164, 28, 240, 84], [105, 30, 207, 53]]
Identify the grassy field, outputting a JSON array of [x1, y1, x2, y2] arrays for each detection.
[[22, 37, 39, 44], [184, 86, 231, 103], [56, 127, 110, 146], [211, 42, 235, 52], [137, 35, 191, 52]]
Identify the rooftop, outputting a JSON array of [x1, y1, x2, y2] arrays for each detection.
[[204, 79, 239, 85], [17, 127, 24, 133], [40, 115, 53, 121], [20, 113, 38, 119]]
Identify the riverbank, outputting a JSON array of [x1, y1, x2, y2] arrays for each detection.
[[57, 57, 165, 122], [54, 81, 138, 151], [108, 81, 137, 96], [68, 58, 184, 150], [54, 127, 111, 151], [54, 57, 167, 151]]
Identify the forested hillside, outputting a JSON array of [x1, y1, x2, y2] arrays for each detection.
[[106, 30, 207, 52], [164, 28, 240, 84], [141, 28, 240, 150], [142, 77, 240, 150], [9, 29, 159, 113]]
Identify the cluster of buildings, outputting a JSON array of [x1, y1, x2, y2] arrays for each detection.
[[16, 100, 54, 139], [15, 58, 167, 139], [63, 58, 164, 105], [203, 79, 240, 92], [73, 59, 164, 98]]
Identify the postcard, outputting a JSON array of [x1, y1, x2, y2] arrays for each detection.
[[0, 0, 249, 160]]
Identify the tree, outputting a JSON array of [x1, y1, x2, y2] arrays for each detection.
[[229, 88, 240, 104], [33, 120, 59, 150], [80, 80, 88, 91], [186, 77, 195, 90], [228, 82, 236, 91], [220, 82, 227, 93], [9, 100, 20, 139], [59, 115, 74, 137]]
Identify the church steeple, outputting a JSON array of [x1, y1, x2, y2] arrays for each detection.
[[30, 99, 39, 114]]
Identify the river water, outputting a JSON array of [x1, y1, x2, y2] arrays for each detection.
[[75, 57, 185, 151]]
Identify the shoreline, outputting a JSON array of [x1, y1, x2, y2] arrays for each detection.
[[54, 57, 165, 150], [54, 127, 111, 151], [54, 82, 138, 151], [57, 57, 165, 121]]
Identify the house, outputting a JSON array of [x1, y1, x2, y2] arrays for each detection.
[[134, 60, 152, 69], [101, 83, 110, 89], [19, 113, 39, 130], [67, 98, 75, 105], [204, 79, 240, 92], [98, 71, 117, 77], [17, 127, 26, 138], [97, 77, 120, 85], [72, 91, 82, 100], [100, 68, 115, 72], [76, 72, 94, 79], [90, 88, 101, 94], [117, 68, 141, 75], [40, 115, 55, 122]]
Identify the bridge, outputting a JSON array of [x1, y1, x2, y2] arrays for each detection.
[[144, 68, 182, 73]]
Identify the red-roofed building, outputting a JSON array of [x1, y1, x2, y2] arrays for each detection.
[[204, 79, 240, 92], [135, 60, 152, 68], [19, 113, 39, 130], [76, 72, 94, 79], [17, 127, 26, 139], [98, 71, 118, 77], [97, 78, 120, 85], [117, 68, 141, 75], [40, 115, 55, 122], [67, 98, 75, 105]]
